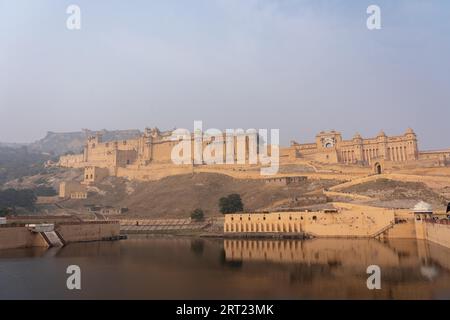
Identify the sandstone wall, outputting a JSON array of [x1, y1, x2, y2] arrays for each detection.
[[56, 221, 120, 243], [424, 222, 450, 249], [384, 220, 417, 239], [224, 203, 396, 238], [59, 181, 86, 198], [0, 226, 48, 250], [59, 154, 84, 168]]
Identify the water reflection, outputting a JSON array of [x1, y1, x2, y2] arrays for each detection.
[[224, 238, 420, 267], [0, 237, 450, 299], [223, 238, 450, 299], [190, 239, 205, 257]]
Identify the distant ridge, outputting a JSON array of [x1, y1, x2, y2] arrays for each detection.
[[0, 129, 141, 156]]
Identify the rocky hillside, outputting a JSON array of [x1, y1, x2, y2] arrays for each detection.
[[0, 146, 53, 184], [58, 172, 340, 218], [341, 178, 448, 209]]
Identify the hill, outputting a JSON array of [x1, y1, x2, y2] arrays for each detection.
[[27, 129, 141, 155], [0, 146, 52, 184], [59, 172, 340, 218]]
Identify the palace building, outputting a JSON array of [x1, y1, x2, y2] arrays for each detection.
[[289, 128, 419, 165], [58, 127, 450, 182]]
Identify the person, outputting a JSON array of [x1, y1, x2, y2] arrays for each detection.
[[447, 202, 450, 214]]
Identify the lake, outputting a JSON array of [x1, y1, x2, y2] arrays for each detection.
[[1, 236, 450, 299]]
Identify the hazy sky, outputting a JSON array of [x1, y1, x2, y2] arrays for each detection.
[[1, 0, 449, 149]]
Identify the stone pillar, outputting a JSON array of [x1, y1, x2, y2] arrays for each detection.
[[352, 135, 363, 164], [405, 129, 418, 160]]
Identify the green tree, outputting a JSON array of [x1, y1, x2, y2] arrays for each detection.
[[219, 194, 244, 214], [0, 207, 13, 217], [0, 188, 36, 210], [190, 208, 205, 221], [33, 186, 57, 196]]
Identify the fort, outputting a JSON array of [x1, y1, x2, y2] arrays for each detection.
[[289, 128, 449, 173], [59, 126, 274, 181], [50, 125, 450, 250], [58, 127, 450, 183], [223, 201, 450, 249]]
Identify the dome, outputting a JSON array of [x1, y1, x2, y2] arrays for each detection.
[[405, 128, 415, 135], [420, 265, 439, 281], [412, 201, 433, 213], [353, 132, 362, 140], [378, 130, 386, 137]]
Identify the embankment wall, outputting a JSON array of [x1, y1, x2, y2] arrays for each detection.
[[56, 221, 120, 243], [0, 226, 48, 250], [0, 221, 120, 249]]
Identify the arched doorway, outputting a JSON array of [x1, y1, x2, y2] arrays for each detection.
[[374, 162, 382, 174]]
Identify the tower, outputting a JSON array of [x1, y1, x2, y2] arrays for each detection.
[[352, 133, 364, 164], [404, 128, 418, 160], [376, 130, 388, 160], [412, 201, 433, 240]]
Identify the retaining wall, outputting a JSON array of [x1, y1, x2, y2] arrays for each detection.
[[0, 226, 48, 250], [56, 221, 120, 243]]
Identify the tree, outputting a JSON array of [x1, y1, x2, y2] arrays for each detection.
[[0, 188, 37, 211], [33, 186, 57, 196], [0, 207, 13, 217], [219, 194, 244, 214], [190, 208, 205, 221]]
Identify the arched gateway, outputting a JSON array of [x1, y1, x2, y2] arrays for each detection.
[[374, 162, 382, 174]]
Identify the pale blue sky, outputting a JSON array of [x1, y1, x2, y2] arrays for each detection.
[[1, 0, 449, 149]]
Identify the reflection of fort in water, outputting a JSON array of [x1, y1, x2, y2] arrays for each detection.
[[224, 238, 450, 298], [224, 238, 450, 272]]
